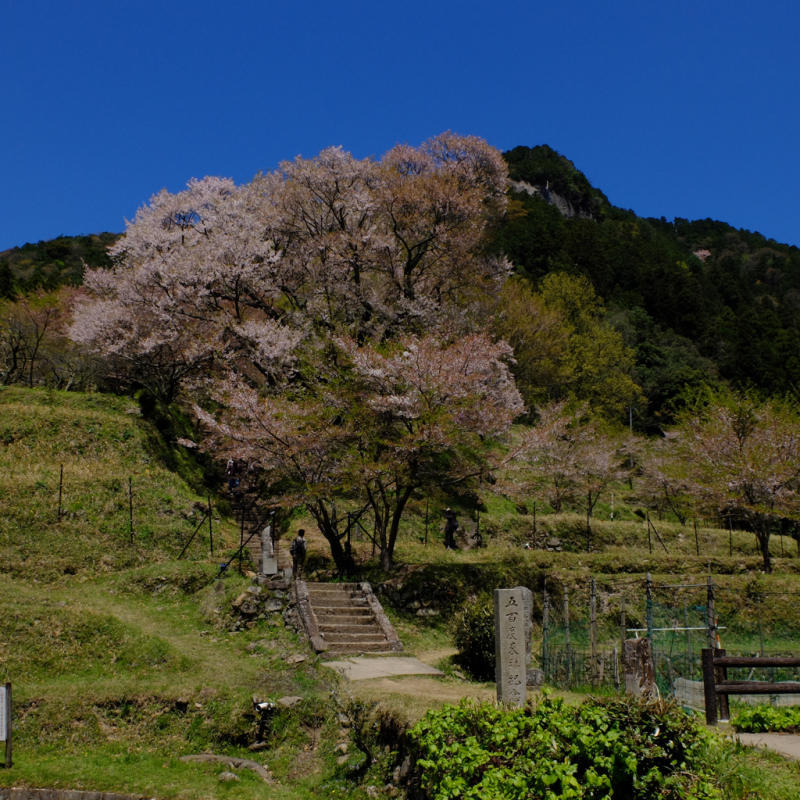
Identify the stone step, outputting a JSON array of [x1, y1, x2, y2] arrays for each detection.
[[324, 642, 397, 654], [318, 622, 380, 634], [316, 615, 375, 628], [307, 587, 365, 596], [309, 585, 360, 591], [322, 631, 389, 643], [308, 595, 364, 606]]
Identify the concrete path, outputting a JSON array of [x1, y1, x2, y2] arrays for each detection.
[[323, 656, 444, 681], [734, 732, 800, 761]]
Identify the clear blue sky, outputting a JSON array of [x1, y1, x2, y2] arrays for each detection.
[[2, 0, 799, 251]]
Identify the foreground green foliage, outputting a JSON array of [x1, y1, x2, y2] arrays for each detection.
[[733, 704, 800, 733], [407, 696, 720, 799]]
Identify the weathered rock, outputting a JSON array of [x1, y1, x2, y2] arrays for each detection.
[[277, 695, 303, 708], [526, 668, 545, 687]]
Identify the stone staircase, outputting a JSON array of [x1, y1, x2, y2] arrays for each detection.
[[295, 581, 402, 656]]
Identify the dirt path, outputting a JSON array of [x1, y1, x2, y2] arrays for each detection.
[[734, 732, 800, 761]]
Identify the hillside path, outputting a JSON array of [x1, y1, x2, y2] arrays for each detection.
[[734, 732, 800, 761], [323, 656, 443, 680]]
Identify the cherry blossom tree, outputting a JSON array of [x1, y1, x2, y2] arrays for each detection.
[[673, 395, 800, 572], [70, 133, 522, 571], [191, 333, 521, 571], [338, 333, 523, 567], [634, 434, 693, 525], [510, 401, 630, 547]]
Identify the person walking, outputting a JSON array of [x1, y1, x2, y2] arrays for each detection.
[[443, 508, 458, 550], [290, 529, 307, 578]]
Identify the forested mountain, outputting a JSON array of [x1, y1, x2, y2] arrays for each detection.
[[4, 144, 799, 429], [497, 145, 800, 428], [0, 232, 118, 298]]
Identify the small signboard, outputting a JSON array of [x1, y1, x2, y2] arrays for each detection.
[[0, 683, 10, 767]]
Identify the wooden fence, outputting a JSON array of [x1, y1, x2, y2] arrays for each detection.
[[701, 648, 800, 724]]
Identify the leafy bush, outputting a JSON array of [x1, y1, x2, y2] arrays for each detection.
[[732, 704, 800, 733], [406, 695, 720, 799], [452, 595, 495, 681]]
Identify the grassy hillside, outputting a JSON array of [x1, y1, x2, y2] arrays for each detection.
[[0, 387, 344, 799], [0, 386, 232, 580], [2, 387, 800, 798]]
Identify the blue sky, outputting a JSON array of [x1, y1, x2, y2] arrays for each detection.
[[2, 0, 799, 251]]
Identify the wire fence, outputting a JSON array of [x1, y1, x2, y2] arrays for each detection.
[[539, 574, 800, 704]]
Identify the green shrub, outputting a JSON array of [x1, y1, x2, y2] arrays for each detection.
[[406, 695, 720, 799], [452, 595, 495, 681], [733, 704, 800, 733]]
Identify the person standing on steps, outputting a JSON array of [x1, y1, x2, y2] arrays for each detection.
[[290, 529, 307, 578], [443, 508, 459, 550]]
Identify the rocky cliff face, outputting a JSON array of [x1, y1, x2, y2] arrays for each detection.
[[510, 179, 595, 219]]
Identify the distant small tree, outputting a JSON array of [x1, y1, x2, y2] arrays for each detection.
[[674, 394, 800, 572], [0, 289, 87, 388], [636, 435, 693, 525], [511, 401, 629, 546]]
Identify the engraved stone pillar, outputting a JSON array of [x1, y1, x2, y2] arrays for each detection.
[[260, 523, 278, 576], [495, 586, 533, 707]]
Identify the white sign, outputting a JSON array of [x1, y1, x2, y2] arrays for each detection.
[[0, 686, 6, 741]]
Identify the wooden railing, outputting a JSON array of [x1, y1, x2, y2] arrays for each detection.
[[701, 648, 800, 724]]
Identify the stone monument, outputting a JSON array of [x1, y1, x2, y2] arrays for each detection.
[[260, 520, 278, 576], [494, 586, 533, 707]]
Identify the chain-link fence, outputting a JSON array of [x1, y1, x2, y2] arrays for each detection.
[[539, 575, 800, 704]]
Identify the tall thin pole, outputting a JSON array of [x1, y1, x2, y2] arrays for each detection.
[[684, 601, 691, 668], [2, 682, 11, 768], [128, 477, 134, 545], [57, 464, 63, 522], [645, 573, 654, 647], [541, 578, 550, 680], [207, 496, 213, 555], [620, 600, 627, 688], [590, 577, 598, 686], [694, 518, 700, 557], [706, 575, 716, 650], [563, 585, 571, 683], [239, 503, 245, 573]]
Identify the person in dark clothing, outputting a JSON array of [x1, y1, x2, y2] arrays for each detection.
[[443, 508, 458, 550], [290, 529, 307, 578]]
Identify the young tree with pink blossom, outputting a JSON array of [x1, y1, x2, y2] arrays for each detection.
[[672, 394, 800, 572], [510, 401, 631, 548]]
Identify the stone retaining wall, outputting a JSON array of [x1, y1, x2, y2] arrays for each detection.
[[0, 790, 153, 800]]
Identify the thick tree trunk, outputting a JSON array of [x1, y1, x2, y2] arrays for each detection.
[[757, 529, 772, 573], [309, 502, 355, 575], [383, 486, 414, 570]]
